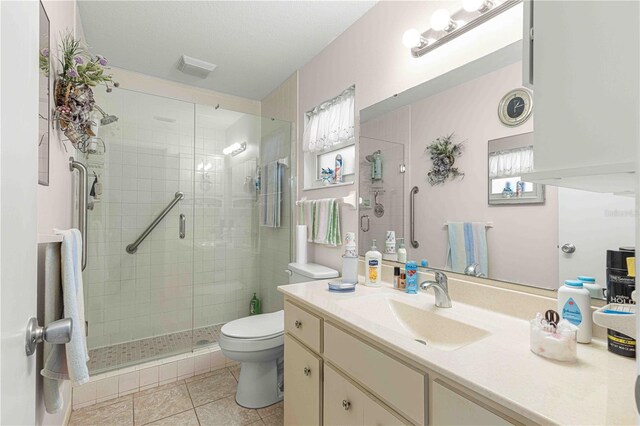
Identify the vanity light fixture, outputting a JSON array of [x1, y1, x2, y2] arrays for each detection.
[[404, 0, 520, 58], [222, 142, 246, 156]]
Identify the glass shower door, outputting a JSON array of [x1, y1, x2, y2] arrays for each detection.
[[83, 88, 195, 373]]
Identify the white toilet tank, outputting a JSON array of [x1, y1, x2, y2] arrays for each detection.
[[287, 262, 338, 283]]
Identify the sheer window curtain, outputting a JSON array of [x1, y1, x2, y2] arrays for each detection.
[[303, 87, 355, 153], [488, 146, 534, 178]]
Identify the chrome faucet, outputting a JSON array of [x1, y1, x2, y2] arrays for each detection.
[[419, 270, 452, 308]]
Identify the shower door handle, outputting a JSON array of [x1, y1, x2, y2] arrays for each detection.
[[410, 186, 419, 248], [179, 214, 186, 239]]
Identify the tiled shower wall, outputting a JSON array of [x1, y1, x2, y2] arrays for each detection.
[[84, 90, 196, 349]]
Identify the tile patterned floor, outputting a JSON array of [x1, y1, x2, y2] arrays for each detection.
[[69, 367, 284, 426], [88, 325, 224, 374]]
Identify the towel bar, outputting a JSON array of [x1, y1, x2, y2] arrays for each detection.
[[296, 190, 357, 209], [69, 157, 88, 270]]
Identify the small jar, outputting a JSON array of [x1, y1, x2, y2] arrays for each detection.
[[577, 276, 602, 299]]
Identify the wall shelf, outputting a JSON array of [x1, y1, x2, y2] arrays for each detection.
[[38, 234, 63, 244]]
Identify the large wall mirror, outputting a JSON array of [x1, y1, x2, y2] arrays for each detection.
[[38, 1, 50, 186], [358, 43, 635, 297]]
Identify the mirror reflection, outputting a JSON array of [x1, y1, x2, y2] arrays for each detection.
[[359, 58, 635, 297]]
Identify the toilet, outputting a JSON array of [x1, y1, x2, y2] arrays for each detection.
[[219, 262, 338, 409]]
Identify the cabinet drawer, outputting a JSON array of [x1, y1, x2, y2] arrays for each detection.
[[325, 364, 407, 426], [324, 323, 426, 425], [285, 301, 322, 353], [284, 334, 322, 426]]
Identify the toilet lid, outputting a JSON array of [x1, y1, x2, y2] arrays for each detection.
[[221, 310, 284, 339]]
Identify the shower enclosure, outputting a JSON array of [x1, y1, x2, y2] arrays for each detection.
[[79, 89, 293, 374]]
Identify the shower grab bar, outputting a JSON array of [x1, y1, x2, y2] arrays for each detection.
[[126, 192, 184, 254], [410, 186, 419, 248], [69, 157, 88, 270]]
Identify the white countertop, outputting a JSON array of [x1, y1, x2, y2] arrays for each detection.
[[278, 280, 637, 425]]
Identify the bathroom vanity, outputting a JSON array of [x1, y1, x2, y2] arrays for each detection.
[[279, 274, 636, 425]]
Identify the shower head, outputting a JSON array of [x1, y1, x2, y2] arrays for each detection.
[[94, 105, 119, 126]]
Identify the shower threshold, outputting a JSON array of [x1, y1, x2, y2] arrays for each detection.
[[87, 323, 224, 374]]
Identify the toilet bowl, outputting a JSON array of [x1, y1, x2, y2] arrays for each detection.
[[219, 310, 285, 409], [220, 262, 338, 409]]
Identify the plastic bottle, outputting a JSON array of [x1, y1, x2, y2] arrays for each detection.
[[250, 293, 261, 315], [558, 280, 592, 343], [405, 261, 418, 294], [365, 239, 382, 287], [397, 238, 407, 264], [577, 276, 602, 299]]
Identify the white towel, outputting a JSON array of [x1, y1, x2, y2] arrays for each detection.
[[41, 229, 90, 413]]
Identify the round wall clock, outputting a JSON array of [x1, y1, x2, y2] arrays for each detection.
[[498, 88, 533, 127]]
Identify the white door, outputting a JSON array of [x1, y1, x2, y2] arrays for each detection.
[[1, 1, 40, 424], [558, 188, 635, 291]]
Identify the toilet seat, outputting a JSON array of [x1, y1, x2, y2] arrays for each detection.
[[219, 310, 284, 353]]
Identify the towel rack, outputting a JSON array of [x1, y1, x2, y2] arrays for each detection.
[[69, 157, 88, 271], [296, 190, 357, 210], [443, 222, 494, 228]]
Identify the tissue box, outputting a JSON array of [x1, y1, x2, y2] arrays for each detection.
[[530, 319, 578, 362]]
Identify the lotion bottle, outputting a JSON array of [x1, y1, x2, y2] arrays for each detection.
[[365, 239, 382, 287], [397, 238, 407, 264]]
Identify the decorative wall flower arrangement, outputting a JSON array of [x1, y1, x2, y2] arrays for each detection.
[[425, 134, 464, 185], [54, 32, 118, 151]]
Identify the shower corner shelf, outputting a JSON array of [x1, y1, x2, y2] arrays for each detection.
[[38, 234, 63, 244]]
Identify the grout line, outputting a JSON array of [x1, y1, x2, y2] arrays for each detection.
[[137, 408, 195, 426]]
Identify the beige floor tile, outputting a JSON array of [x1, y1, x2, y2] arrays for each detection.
[[146, 409, 199, 426], [247, 421, 266, 426], [229, 365, 241, 381], [135, 380, 185, 398], [69, 398, 133, 426], [257, 401, 283, 419], [185, 370, 218, 384], [133, 384, 193, 425], [196, 396, 261, 426], [261, 412, 284, 426], [74, 394, 133, 413], [186, 368, 237, 407]]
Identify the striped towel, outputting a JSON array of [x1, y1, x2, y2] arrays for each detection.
[[304, 198, 341, 247], [259, 161, 283, 228], [446, 222, 488, 275]]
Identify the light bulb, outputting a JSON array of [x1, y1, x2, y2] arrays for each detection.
[[463, 0, 485, 12], [402, 29, 422, 48], [430, 9, 452, 31], [222, 142, 242, 155]]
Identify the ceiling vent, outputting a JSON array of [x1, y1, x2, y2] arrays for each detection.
[[177, 55, 217, 78]]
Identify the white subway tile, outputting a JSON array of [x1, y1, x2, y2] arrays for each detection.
[[95, 376, 118, 400], [118, 371, 140, 394], [139, 366, 159, 387], [72, 382, 97, 407], [158, 361, 177, 382]]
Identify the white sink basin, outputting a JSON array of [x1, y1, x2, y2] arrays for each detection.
[[337, 293, 491, 351]]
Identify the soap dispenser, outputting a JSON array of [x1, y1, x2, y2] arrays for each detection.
[[365, 239, 382, 287], [397, 238, 407, 263]]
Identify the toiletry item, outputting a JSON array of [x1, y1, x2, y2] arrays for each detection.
[[334, 154, 343, 183], [399, 272, 406, 290], [578, 276, 602, 299], [343, 232, 357, 258], [394, 267, 400, 290], [250, 293, 261, 315], [606, 248, 636, 357], [371, 151, 383, 181], [365, 240, 382, 287], [558, 280, 592, 343], [405, 261, 418, 294], [342, 255, 358, 284], [421, 259, 428, 268], [530, 313, 578, 362], [397, 238, 407, 263], [328, 280, 356, 293], [383, 230, 397, 261]]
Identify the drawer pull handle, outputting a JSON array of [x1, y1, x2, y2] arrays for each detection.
[[303, 367, 311, 376], [294, 320, 302, 329], [342, 400, 351, 411]]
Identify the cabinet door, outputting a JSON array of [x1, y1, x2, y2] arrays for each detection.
[[323, 364, 365, 426], [364, 398, 406, 426], [432, 381, 513, 425], [284, 334, 321, 426], [533, 1, 639, 172]]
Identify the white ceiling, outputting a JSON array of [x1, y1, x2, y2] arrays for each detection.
[[78, 1, 377, 101]]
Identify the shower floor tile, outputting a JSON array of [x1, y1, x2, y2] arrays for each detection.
[[88, 324, 223, 374]]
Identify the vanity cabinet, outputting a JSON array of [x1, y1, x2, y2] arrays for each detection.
[[283, 299, 529, 426], [522, 0, 639, 193]]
